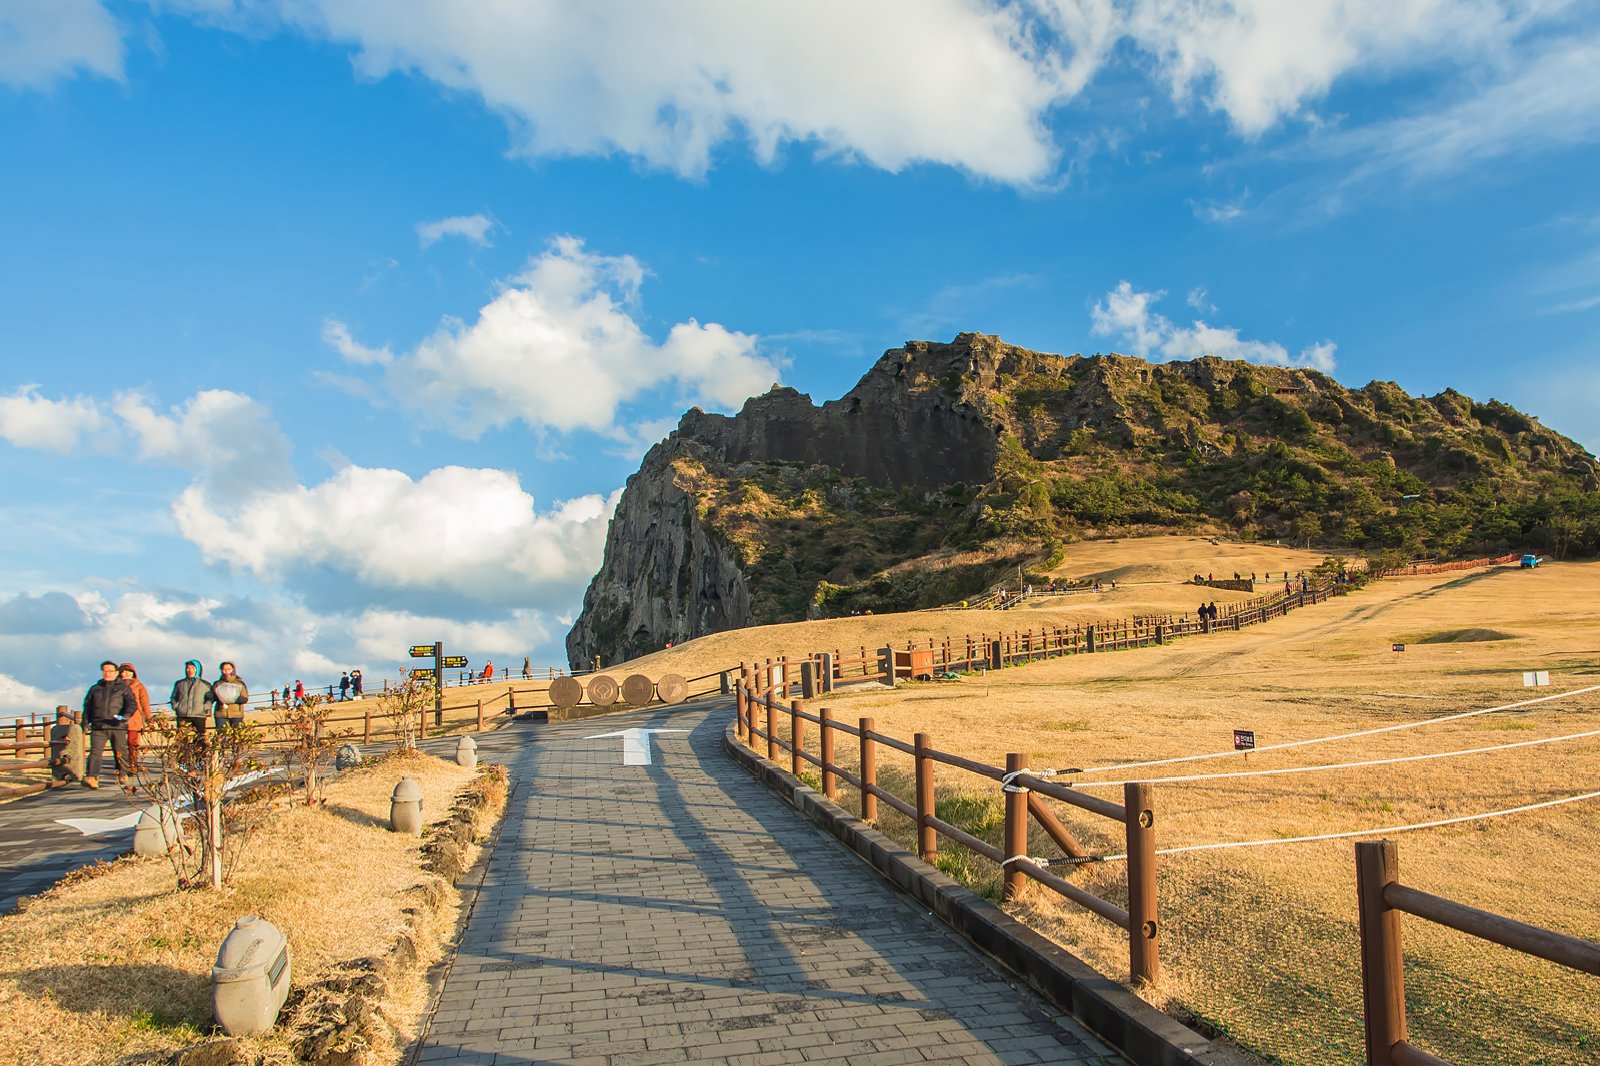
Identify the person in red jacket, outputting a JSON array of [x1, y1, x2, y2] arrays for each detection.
[[117, 662, 153, 785], [482, 660, 495, 684]]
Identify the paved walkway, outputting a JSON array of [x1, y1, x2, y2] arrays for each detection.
[[416, 700, 1124, 1066]]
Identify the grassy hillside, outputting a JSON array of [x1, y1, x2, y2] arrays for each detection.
[[675, 340, 1599, 620]]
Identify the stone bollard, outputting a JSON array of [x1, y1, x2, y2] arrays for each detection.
[[879, 646, 897, 688], [819, 652, 835, 694], [988, 640, 1002, 670], [49, 707, 85, 788], [335, 743, 363, 771], [390, 778, 424, 835], [212, 916, 291, 1037], [720, 671, 731, 695], [1086, 625, 1097, 653], [800, 660, 817, 699], [1155, 624, 1166, 645], [133, 804, 182, 857], [455, 735, 478, 769]]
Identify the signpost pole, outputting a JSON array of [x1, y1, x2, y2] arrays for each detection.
[[434, 641, 444, 727]]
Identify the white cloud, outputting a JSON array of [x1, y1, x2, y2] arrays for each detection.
[[334, 236, 781, 437], [0, 0, 123, 90], [0, 385, 114, 452], [1091, 280, 1337, 371], [322, 319, 393, 365], [415, 213, 495, 248], [112, 388, 295, 490], [173, 462, 620, 607], [1309, 31, 1600, 183]]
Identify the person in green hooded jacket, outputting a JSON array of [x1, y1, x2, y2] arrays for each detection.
[[170, 659, 217, 737]]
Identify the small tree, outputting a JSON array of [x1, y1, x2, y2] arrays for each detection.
[[276, 693, 350, 806], [378, 669, 435, 752], [135, 716, 264, 890]]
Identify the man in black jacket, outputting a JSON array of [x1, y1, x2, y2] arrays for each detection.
[[82, 659, 137, 788]]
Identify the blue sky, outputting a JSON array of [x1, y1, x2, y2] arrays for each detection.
[[2, 1, 1597, 709]]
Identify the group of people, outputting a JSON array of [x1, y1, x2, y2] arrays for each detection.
[[271, 670, 364, 707], [79, 659, 250, 789], [1196, 601, 1222, 625]]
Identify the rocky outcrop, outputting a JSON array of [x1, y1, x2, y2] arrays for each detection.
[[567, 331, 1600, 668], [566, 440, 754, 667]]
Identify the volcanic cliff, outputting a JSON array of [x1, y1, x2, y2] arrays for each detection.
[[567, 333, 1599, 668]]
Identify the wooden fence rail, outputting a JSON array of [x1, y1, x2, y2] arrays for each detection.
[[737, 676, 1161, 985], [1355, 839, 1599, 1065]]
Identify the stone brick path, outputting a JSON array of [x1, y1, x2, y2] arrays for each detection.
[[416, 701, 1124, 1065]]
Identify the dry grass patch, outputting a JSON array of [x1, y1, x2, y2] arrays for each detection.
[[747, 554, 1600, 1065], [0, 750, 506, 1065]]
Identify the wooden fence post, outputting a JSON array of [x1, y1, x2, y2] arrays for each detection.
[[735, 679, 748, 743], [766, 693, 778, 762], [363, 706, 371, 744], [1357, 840, 1408, 1065], [476, 698, 484, 732], [790, 699, 804, 778], [820, 709, 836, 800], [1124, 781, 1160, 985], [1003, 752, 1029, 901], [915, 732, 937, 862], [860, 716, 877, 823]]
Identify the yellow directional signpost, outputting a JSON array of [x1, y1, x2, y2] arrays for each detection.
[[410, 641, 445, 724]]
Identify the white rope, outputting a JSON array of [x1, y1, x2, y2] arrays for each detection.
[[1081, 789, 1600, 862], [1065, 727, 1600, 788], [1072, 684, 1600, 776], [1001, 767, 1070, 793]]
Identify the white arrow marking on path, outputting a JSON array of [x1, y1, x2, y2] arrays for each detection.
[[55, 812, 141, 836], [584, 727, 687, 766], [52, 767, 283, 836]]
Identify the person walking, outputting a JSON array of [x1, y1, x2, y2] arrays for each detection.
[[338, 671, 351, 701], [82, 660, 137, 789], [171, 659, 216, 739], [117, 662, 153, 784], [351, 669, 363, 698], [293, 679, 305, 708], [214, 661, 249, 729], [521, 656, 531, 680], [482, 659, 495, 684]]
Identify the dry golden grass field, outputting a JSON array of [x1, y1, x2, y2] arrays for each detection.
[[626, 537, 1600, 1066], [0, 751, 504, 1066]]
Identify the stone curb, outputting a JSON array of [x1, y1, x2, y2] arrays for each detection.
[[722, 722, 1248, 1066]]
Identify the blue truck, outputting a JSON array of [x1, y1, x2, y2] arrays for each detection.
[[1520, 554, 1542, 568]]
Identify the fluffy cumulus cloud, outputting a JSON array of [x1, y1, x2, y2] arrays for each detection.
[[113, 388, 296, 490], [172, 464, 619, 609], [1091, 281, 1337, 371], [0, 385, 115, 452], [415, 213, 495, 248], [0, 0, 123, 90], [328, 236, 780, 438], [10, 2, 1596, 184]]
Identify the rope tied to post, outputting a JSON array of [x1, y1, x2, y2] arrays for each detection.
[[999, 766, 1080, 792], [1001, 853, 1108, 867]]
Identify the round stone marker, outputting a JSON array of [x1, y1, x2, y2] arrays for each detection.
[[548, 675, 582, 709], [621, 673, 655, 708], [587, 674, 619, 706], [657, 673, 689, 705]]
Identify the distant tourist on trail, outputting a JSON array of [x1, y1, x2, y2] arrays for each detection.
[[215, 661, 249, 728], [352, 669, 363, 697], [338, 671, 351, 700], [293, 679, 305, 707], [282, 684, 291, 706], [171, 659, 216, 738], [82, 660, 137, 789], [482, 660, 495, 684], [522, 656, 531, 680]]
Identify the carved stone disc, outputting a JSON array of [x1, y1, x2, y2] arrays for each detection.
[[548, 675, 582, 709], [621, 673, 655, 707], [587, 674, 619, 706], [657, 673, 688, 705]]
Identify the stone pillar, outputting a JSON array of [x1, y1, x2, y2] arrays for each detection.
[[800, 660, 817, 699], [819, 652, 835, 693], [1155, 623, 1166, 645], [987, 640, 1002, 670], [879, 646, 897, 687], [1086, 625, 1097, 653]]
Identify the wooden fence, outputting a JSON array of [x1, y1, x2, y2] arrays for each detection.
[[1356, 839, 1600, 1065], [735, 672, 1161, 985]]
